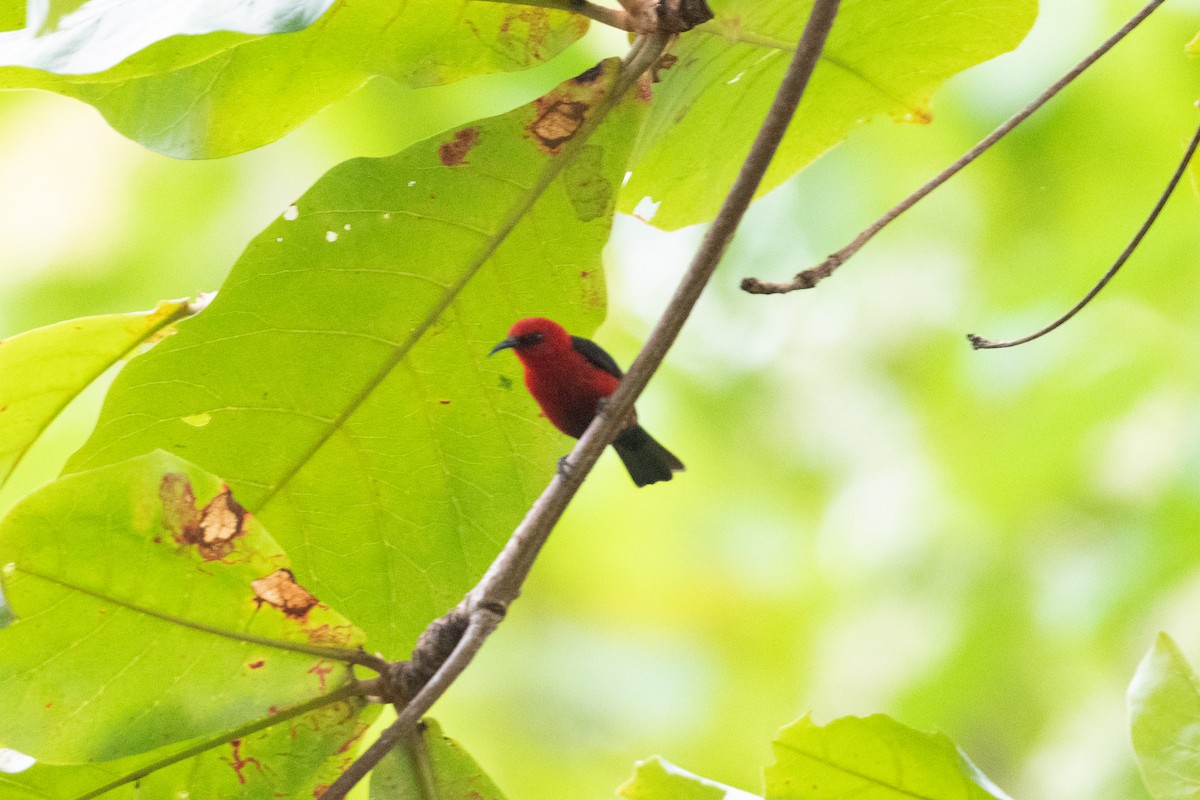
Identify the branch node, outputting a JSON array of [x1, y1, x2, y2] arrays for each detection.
[[740, 254, 839, 294], [395, 604, 472, 701], [655, 0, 714, 33]]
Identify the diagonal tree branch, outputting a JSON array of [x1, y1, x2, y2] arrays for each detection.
[[320, 0, 842, 796], [967, 111, 1200, 350], [740, 0, 1167, 295]]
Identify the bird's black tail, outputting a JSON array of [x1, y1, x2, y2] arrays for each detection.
[[612, 425, 684, 487]]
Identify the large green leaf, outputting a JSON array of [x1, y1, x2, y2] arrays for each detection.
[[68, 59, 646, 656], [620, 756, 759, 800], [0, 451, 364, 763], [1128, 633, 1200, 800], [0, 0, 587, 157], [0, 702, 380, 799], [370, 719, 506, 800], [766, 715, 1010, 800], [0, 299, 191, 493], [622, 0, 1037, 229]]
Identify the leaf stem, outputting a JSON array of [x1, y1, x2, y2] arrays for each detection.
[[740, 0, 1167, 295], [72, 681, 366, 800], [967, 111, 1200, 350]]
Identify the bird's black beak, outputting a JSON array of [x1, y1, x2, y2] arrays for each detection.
[[489, 336, 519, 356]]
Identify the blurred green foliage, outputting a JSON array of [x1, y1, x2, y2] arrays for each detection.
[[0, 1, 1197, 799]]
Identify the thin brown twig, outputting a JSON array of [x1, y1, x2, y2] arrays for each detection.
[[320, 0, 842, 794], [740, 0, 1167, 295], [469, 0, 841, 615], [316, 33, 673, 800], [318, 612, 502, 799], [968, 112, 1200, 350]]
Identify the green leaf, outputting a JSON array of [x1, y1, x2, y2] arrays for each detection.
[[766, 714, 1011, 800], [0, 1, 588, 158], [0, 2, 23, 33], [0, 299, 190, 493], [620, 756, 759, 800], [1, 702, 379, 799], [0, 451, 364, 763], [1129, 633, 1200, 800], [68, 60, 646, 656], [370, 718, 507, 800], [621, 0, 1038, 229]]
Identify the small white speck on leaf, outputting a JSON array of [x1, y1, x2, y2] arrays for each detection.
[[383, 213, 392, 220], [343, 223, 351, 231], [407, 180, 416, 187], [283, 205, 299, 221], [622, 171, 633, 187], [326, 231, 339, 242], [2, 563, 14, 575], [726, 71, 744, 84], [181, 413, 212, 428], [275, 237, 283, 243]]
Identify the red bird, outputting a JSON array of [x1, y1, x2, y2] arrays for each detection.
[[490, 317, 684, 487]]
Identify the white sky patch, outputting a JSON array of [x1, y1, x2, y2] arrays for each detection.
[[632, 196, 660, 222], [0, 98, 136, 287], [0, 748, 35, 774], [282, 204, 299, 220]]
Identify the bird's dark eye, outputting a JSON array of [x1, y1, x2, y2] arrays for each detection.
[[521, 332, 545, 347]]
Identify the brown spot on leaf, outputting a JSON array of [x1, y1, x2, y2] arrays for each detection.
[[247, 660, 265, 670], [529, 99, 588, 152], [223, 740, 263, 785], [252, 568, 319, 619], [308, 660, 334, 691], [313, 786, 329, 798], [160, 472, 198, 539], [439, 127, 478, 166], [160, 476, 248, 561], [194, 487, 247, 560], [304, 623, 356, 648], [438, 399, 451, 405]]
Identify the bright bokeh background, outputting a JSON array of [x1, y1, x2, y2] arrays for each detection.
[[1, 1, 1199, 798]]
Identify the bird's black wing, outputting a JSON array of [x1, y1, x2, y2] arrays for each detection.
[[571, 336, 623, 379]]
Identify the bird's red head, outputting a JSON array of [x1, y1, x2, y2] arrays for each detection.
[[489, 317, 572, 360]]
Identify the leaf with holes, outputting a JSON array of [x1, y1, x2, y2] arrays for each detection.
[[0, 451, 365, 763], [621, 0, 1037, 228], [68, 59, 646, 656], [1129, 633, 1200, 800], [0, 0, 588, 158], [0, 299, 191, 494]]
